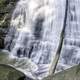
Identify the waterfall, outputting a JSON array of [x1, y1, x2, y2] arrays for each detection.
[[57, 0, 80, 71], [3, 0, 80, 79]]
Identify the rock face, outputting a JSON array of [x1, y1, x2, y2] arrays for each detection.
[[0, 64, 25, 80], [0, 0, 18, 49], [0, 52, 80, 80], [0, 52, 37, 80], [43, 64, 80, 80]]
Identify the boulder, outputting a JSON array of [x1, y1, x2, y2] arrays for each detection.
[[0, 64, 25, 80]]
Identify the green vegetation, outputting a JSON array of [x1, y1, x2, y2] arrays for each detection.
[[0, 0, 17, 28]]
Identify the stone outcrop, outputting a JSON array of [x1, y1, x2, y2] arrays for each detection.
[[0, 64, 25, 80], [43, 64, 80, 80]]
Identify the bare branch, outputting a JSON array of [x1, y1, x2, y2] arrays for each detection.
[[49, 0, 69, 75]]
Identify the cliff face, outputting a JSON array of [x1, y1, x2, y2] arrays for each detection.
[[0, 0, 18, 49]]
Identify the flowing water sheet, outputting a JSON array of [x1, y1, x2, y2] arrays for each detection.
[[4, 0, 66, 79], [2, 0, 80, 79], [57, 0, 80, 71]]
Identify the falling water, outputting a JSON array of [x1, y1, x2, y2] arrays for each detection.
[[3, 0, 80, 79], [57, 0, 80, 71]]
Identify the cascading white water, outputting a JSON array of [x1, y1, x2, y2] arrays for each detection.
[[57, 0, 80, 71], [4, 0, 66, 79], [4, 0, 80, 79]]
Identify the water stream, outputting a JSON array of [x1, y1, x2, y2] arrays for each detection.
[[2, 0, 80, 79]]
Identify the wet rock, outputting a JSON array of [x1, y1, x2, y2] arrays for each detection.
[[43, 65, 80, 80], [0, 64, 25, 80], [0, 0, 18, 49]]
